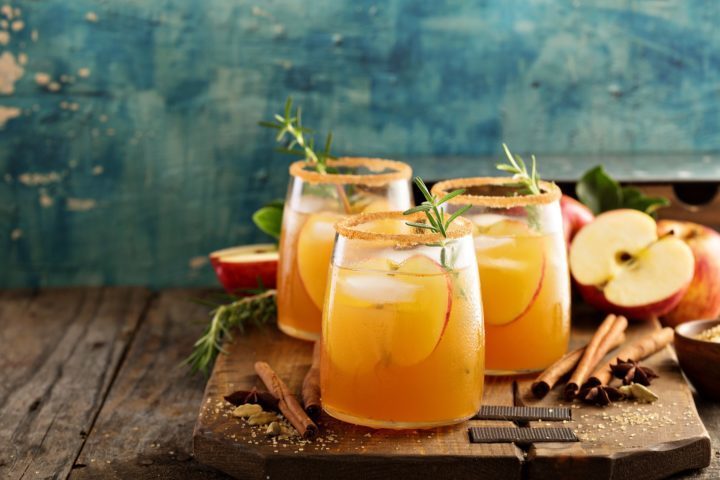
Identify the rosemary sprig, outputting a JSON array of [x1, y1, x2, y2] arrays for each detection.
[[496, 143, 542, 195], [259, 97, 352, 213], [496, 143, 544, 229], [403, 177, 471, 270], [259, 97, 335, 173], [185, 290, 277, 376]]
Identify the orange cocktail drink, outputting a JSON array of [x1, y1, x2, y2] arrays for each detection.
[[321, 212, 485, 428], [277, 158, 412, 341], [432, 178, 570, 374]]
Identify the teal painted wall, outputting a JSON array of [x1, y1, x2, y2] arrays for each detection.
[[1, 0, 719, 287]]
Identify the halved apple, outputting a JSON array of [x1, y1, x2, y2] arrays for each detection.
[[210, 244, 278, 294], [569, 209, 695, 319], [474, 218, 546, 326], [329, 255, 452, 369], [297, 212, 343, 309]]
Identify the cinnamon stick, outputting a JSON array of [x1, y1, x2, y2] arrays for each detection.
[[531, 331, 625, 399], [564, 314, 628, 400], [254, 361, 318, 439], [301, 341, 322, 420], [582, 327, 674, 390]]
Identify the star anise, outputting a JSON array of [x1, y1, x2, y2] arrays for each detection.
[[610, 359, 658, 386], [579, 385, 626, 406], [224, 387, 279, 412]]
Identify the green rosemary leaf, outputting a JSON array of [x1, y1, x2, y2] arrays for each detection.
[[260, 96, 335, 174], [413, 176, 434, 202], [405, 222, 436, 230], [275, 147, 304, 156], [403, 204, 433, 215], [284, 97, 293, 118], [258, 120, 281, 129], [323, 132, 333, 155], [438, 188, 466, 205], [445, 204, 472, 230], [403, 176, 469, 271], [495, 164, 517, 173], [184, 290, 277, 376]]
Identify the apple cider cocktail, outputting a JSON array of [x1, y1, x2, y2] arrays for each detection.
[[320, 212, 485, 428], [432, 177, 570, 374], [277, 158, 413, 341]]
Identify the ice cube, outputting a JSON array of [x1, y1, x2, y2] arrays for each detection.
[[310, 218, 337, 237], [476, 257, 527, 270], [338, 274, 420, 304], [474, 236, 514, 250], [469, 213, 507, 228]]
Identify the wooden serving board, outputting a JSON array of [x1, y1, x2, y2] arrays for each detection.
[[193, 310, 711, 480]]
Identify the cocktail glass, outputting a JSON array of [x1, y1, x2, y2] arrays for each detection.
[[277, 158, 412, 341], [320, 211, 485, 428], [432, 178, 570, 374]]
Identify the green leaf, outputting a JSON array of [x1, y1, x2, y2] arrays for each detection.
[[437, 188, 466, 205], [258, 120, 281, 129], [444, 204, 472, 230], [252, 204, 283, 240], [621, 186, 670, 216], [576, 165, 670, 216], [413, 177, 433, 202], [496, 164, 517, 173], [403, 204, 432, 215], [284, 97, 293, 119], [576, 165, 622, 214], [405, 222, 436, 231]]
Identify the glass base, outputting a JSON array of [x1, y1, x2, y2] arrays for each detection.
[[323, 404, 474, 430], [277, 322, 320, 342], [485, 367, 544, 376]]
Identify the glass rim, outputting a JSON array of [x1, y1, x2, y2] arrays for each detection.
[[431, 177, 561, 207], [288, 157, 412, 186], [334, 211, 473, 244]]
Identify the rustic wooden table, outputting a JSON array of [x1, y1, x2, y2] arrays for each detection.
[[1, 288, 718, 479]]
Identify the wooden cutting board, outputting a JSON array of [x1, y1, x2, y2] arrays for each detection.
[[193, 309, 711, 480]]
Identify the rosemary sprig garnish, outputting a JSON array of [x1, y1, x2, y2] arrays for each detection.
[[403, 177, 471, 270], [496, 143, 544, 229], [496, 143, 542, 195], [185, 290, 277, 376], [259, 97, 352, 213], [259, 97, 335, 173]]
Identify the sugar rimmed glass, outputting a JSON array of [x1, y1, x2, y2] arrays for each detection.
[[431, 178, 570, 375], [277, 158, 413, 341], [320, 212, 485, 429]]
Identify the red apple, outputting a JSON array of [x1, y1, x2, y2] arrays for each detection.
[[657, 220, 720, 327], [569, 209, 695, 320], [209, 244, 278, 294], [560, 195, 595, 246]]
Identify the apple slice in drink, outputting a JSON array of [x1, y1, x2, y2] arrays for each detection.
[[297, 212, 343, 308], [328, 255, 452, 370], [474, 218, 546, 326], [388, 255, 453, 366], [209, 244, 278, 294], [570, 209, 695, 319]]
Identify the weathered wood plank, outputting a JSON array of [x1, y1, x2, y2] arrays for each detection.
[[71, 289, 228, 480], [193, 324, 523, 480], [0, 287, 151, 480]]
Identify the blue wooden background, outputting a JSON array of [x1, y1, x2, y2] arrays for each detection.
[[2, 0, 720, 288]]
